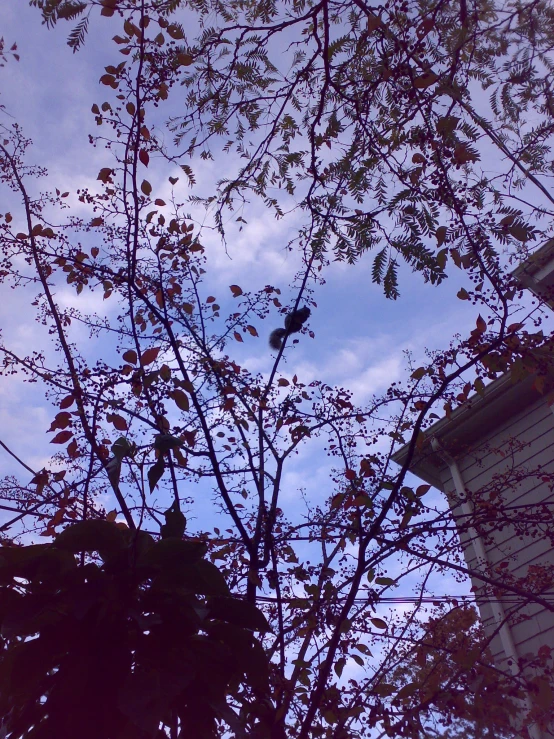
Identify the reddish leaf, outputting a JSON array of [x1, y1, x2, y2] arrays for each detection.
[[230, 285, 243, 297], [414, 71, 438, 88], [59, 395, 75, 410], [122, 349, 138, 364], [170, 389, 190, 412], [139, 149, 149, 167], [140, 347, 160, 366], [476, 314, 486, 333], [49, 412, 72, 431], [367, 15, 381, 31], [177, 52, 193, 66], [51, 430, 73, 444], [167, 24, 184, 39], [97, 168, 113, 183], [110, 414, 128, 431], [100, 74, 116, 86], [141, 180, 152, 196], [234, 332, 243, 343]]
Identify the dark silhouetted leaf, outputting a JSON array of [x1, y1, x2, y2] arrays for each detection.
[[54, 520, 125, 553]]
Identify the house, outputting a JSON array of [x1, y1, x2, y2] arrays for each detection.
[[392, 243, 554, 738]]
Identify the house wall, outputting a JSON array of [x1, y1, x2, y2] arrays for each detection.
[[438, 394, 554, 734]]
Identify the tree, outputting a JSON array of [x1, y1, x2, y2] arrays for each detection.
[[0, 0, 553, 737], [31, 0, 554, 292]]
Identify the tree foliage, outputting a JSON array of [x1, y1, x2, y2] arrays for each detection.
[[0, 520, 272, 738], [0, 0, 553, 737]]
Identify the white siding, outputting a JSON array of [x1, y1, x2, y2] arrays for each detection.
[[439, 395, 554, 708]]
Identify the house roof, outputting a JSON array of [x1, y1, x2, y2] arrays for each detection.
[[512, 238, 554, 308], [390, 372, 546, 491]]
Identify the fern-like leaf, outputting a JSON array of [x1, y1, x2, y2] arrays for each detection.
[[67, 15, 89, 52]]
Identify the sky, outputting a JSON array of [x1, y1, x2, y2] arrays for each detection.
[[0, 1, 548, 617]]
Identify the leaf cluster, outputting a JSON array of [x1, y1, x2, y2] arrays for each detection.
[[0, 521, 273, 738]]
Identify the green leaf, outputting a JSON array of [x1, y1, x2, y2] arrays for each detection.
[[106, 456, 122, 488], [0, 545, 76, 582], [395, 682, 418, 700], [154, 434, 183, 453], [54, 520, 125, 553], [208, 596, 270, 632], [141, 537, 207, 570], [435, 226, 447, 245], [160, 501, 186, 539], [474, 377, 486, 397], [111, 436, 136, 460], [508, 223, 531, 242], [375, 576, 395, 586], [182, 559, 230, 596], [371, 617, 387, 630], [411, 367, 426, 380], [148, 456, 165, 492]]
